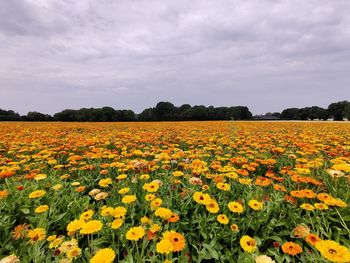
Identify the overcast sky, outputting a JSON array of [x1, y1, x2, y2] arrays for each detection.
[[0, 0, 349, 115]]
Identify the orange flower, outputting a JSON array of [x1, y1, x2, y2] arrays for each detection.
[[282, 242, 303, 256], [305, 233, 321, 246]]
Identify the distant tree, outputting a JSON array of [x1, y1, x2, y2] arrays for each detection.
[[154, 102, 176, 120], [138, 108, 154, 121], [344, 103, 350, 120], [281, 108, 300, 120], [26, 111, 52, 121], [328, 101, 349, 121], [0, 109, 21, 121]]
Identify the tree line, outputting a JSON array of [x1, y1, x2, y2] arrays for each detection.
[[1, 100, 349, 122], [0, 102, 252, 122]]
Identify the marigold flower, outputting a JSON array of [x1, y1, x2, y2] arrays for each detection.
[[122, 195, 137, 204], [156, 239, 174, 254], [162, 231, 186, 252], [35, 205, 49, 214], [240, 235, 257, 253], [90, 248, 116, 263], [126, 226, 145, 241], [255, 255, 275, 263], [80, 220, 103, 235], [28, 190, 46, 199], [248, 200, 263, 211], [281, 242, 302, 256], [304, 233, 321, 246], [228, 201, 244, 213], [27, 228, 46, 243], [217, 214, 229, 224], [315, 240, 350, 263]]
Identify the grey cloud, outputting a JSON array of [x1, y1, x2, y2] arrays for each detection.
[[0, 0, 349, 115]]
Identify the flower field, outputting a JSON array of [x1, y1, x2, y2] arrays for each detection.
[[1, 121, 350, 263]]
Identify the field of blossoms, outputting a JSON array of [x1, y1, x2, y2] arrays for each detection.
[[1, 121, 350, 263]]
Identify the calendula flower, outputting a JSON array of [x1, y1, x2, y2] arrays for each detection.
[[34, 173, 47, 181], [111, 219, 124, 230], [80, 220, 103, 235], [126, 226, 145, 241], [67, 219, 85, 233], [162, 231, 186, 252], [248, 200, 263, 211], [101, 206, 115, 217], [27, 228, 46, 243], [80, 210, 94, 221], [122, 195, 137, 204], [114, 206, 127, 219], [230, 224, 239, 232], [193, 192, 211, 205], [98, 178, 113, 188], [217, 214, 229, 224], [281, 242, 303, 256], [300, 203, 315, 211], [305, 233, 321, 246], [0, 254, 20, 263], [228, 201, 244, 213], [240, 235, 257, 253], [90, 248, 116, 263], [255, 255, 275, 263], [28, 190, 46, 199], [35, 205, 49, 214], [206, 199, 220, 213], [143, 181, 159, 192], [315, 240, 350, 262], [118, 187, 130, 194], [155, 207, 172, 220], [156, 239, 173, 254]]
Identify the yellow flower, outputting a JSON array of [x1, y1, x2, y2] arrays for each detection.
[[156, 239, 173, 254], [315, 240, 350, 263], [118, 187, 130, 194], [28, 190, 46, 199], [122, 195, 137, 204], [149, 224, 161, 233], [101, 206, 115, 217], [111, 219, 124, 230], [66, 247, 82, 259], [71, 181, 80, 186], [0, 254, 20, 263], [35, 205, 49, 214], [206, 199, 220, 213], [98, 178, 113, 188], [116, 174, 127, 180], [230, 224, 239, 232], [80, 210, 94, 221], [59, 238, 78, 253], [140, 174, 150, 180], [172, 171, 184, 177], [125, 226, 145, 241], [80, 220, 103, 235], [67, 219, 85, 233], [52, 184, 62, 191], [27, 228, 46, 243], [94, 192, 108, 200], [217, 214, 229, 224], [34, 173, 47, 181], [193, 192, 211, 205], [300, 203, 315, 211], [114, 206, 127, 219], [216, 182, 230, 191], [49, 237, 64, 249], [145, 194, 156, 201], [228, 201, 244, 213], [240, 235, 257, 253], [143, 181, 160, 192], [155, 207, 172, 220], [248, 200, 263, 211], [150, 198, 163, 209], [314, 203, 329, 210], [90, 248, 116, 263]]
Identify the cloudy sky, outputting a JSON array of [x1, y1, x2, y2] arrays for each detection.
[[0, 0, 349, 115]]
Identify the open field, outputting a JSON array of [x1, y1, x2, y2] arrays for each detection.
[[1, 121, 350, 263]]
